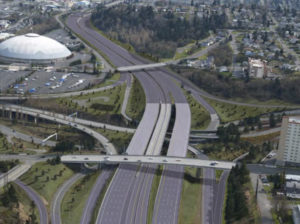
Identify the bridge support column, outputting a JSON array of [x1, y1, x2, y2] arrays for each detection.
[[34, 117, 38, 124], [9, 110, 12, 120]]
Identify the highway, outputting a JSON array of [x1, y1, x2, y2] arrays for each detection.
[[0, 163, 31, 188], [117, 62, 167, 72], [65, 12, 193, 224], [61, 155, 235, 171], [0, 104, 118, 154], [51, 173, 85, 224], [80, 168, 114, 224], [0, 124, 56, 147], [0, 103, 135, 133]]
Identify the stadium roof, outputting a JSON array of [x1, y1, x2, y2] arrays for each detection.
[[0, 33, 71, 61]]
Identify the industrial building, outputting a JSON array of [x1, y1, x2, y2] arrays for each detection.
[[0, 33, 72, 64], [277, 116, 300, 166]]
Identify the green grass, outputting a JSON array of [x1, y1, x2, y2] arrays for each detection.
[[126, 77, 146, 121], [92, 73, 121, 89], [59, 84, 126, 115], [147, 165, 162, 224], [96, 128, 133, 153], [178, 167, 202, 224], [204, 97, 285, 123], [20, 162, 74, 204], [229, 97, 300, 107], [184, 90, 210, 130], [61, 172, 100, 224], [215, 170, 223, 182], [196, 142, 248, 161]]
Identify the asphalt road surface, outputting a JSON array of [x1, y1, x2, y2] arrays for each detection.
[[66, 12, 193, 224], [14, 179, 48, 224], [80, 168, 113, 224], [51, 173, 85, 224]]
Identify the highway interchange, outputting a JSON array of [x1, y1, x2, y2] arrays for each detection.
[[0, 6, 298, 224]]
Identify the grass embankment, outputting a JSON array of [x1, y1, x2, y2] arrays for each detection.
[[96, 128, 133, 153], [60, 84, 126, 115], [12, 182, 40, 223], [196, 142, 247, 161], [92, 73, 120, 89], [205, 98, 284, 123], [61, 172, 100, 224], [20, 162, 74, 204], [126, 77, 146, 121], [178, 167, 202, 224], [184, 90, 210, 130], [0, 183, 40, 223], [242, 131, 280, 145], [147, 166, 163, 224], [215, 170, 223, 182]]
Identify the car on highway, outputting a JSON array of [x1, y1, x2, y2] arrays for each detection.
[[123, 158, 128, 160], [84, 157, 89, 161], [210, 161, 218, 166], [163, 159, 168, 162], [104, 156, 110, 161]]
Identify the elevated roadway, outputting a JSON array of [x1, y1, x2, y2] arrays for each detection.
[[67, 12, 192, 224], [61, 155, 235, 170], [117, 63, 167, 72], [0, 104, 118, 154]]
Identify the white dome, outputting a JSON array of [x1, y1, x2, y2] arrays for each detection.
[[0, 33, 72, 61]]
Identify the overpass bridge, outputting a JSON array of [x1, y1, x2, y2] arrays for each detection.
[[61, 155, 235, 170], [117, 62, 167, 72]]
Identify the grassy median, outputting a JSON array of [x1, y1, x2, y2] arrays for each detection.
[[20, 162, 74, 204], [126, 77, 146, 121], [61, 172, 100, 224], [178, 167, 202, 224], [184, 90, 210, 130]]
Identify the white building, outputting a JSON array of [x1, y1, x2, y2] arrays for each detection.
[[277, 117, 300, 166], [0, 33, 72, 64], [248, 58, 267, 78]]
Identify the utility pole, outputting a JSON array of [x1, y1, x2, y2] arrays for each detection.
[[255, 175, 259, 200]]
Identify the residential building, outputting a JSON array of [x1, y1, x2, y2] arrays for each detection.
[[248, 58, 268, 78], [286, 175, 300, 199], [277, 117, 300, 166]]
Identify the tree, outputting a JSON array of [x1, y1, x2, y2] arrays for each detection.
[[269, 113, 276, 128]]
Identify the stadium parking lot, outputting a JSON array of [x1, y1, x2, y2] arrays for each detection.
[[11, 71, 103, 94], [0, 70, 31, 93]]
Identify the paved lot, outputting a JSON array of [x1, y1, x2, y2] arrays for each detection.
[[12, 71, 100, 94], [0, 70, 30, 92]]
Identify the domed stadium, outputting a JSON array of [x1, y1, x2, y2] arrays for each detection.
[[0, 33, 72, 64]]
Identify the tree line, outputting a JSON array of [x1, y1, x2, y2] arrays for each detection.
[[91, 5, 228, 59]]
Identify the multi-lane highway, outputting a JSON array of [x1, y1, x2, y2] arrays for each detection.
[[66, 12, 193, 224]]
